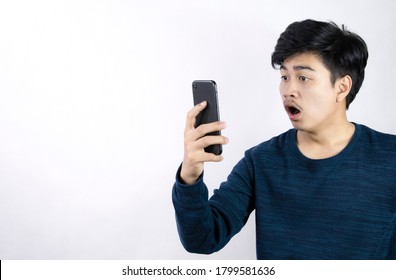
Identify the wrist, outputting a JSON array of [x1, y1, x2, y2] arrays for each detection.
[[180, 170, 199, 185]]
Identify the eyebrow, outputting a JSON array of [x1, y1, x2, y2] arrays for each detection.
[[280, 65, 316, 72]]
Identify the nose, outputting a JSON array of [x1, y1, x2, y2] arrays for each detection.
[[280, 79, 298, 100]]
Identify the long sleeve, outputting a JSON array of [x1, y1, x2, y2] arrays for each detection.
[[172, 156, 255, 254]]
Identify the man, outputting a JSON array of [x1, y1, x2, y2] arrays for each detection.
[[172, 19, 396, 259]]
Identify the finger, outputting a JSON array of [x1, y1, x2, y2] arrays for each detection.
[[190, 121, 227, 140], [185, 101, 207, 131], [193, 151, 224, 163], [204, 153, 224, 163], [194, 135, 229, 150]]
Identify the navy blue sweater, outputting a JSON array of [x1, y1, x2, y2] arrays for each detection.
[[172, 124, 396, 259]]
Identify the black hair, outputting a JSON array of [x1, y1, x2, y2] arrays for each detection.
[[271, 19, 368, 109]]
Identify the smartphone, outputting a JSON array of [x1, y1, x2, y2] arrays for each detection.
[[192, 80, 222, 155]]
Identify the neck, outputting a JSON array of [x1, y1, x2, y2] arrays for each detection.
[[296, 121, 355, 160]]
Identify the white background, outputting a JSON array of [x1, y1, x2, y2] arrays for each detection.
[[0, 0, 395, 259]]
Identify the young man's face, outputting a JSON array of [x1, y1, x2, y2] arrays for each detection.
[[279, 52, 344, 133]]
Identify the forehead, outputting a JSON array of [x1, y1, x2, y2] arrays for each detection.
[[281, 52, 328, 72]]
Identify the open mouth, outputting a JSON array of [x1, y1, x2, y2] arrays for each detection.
[[288, 106, 300, 115], [286, 105, 301, 120]]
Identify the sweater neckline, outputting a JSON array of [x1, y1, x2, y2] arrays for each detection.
[[288, 123, 362, 167]]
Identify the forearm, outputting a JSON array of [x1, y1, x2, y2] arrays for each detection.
[[172, 167, 222, 254], [172, 158, 254, 254]]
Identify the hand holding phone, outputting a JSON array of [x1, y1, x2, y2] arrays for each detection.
[[179, 80, 228, 185], [192, 80, 222, 155]]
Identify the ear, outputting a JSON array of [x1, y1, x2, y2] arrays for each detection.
[[336, 75, 353, 103]]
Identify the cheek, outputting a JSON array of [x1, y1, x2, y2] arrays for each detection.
[[305, 90, 336, 115], [279, 83, 285, 98]]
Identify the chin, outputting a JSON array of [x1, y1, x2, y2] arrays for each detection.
[[290, 120, 303, 130], [290, 121, 312, 133]]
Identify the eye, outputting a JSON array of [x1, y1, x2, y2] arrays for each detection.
[[299, 76, 309, 82], [281, 76, 288, 81]]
